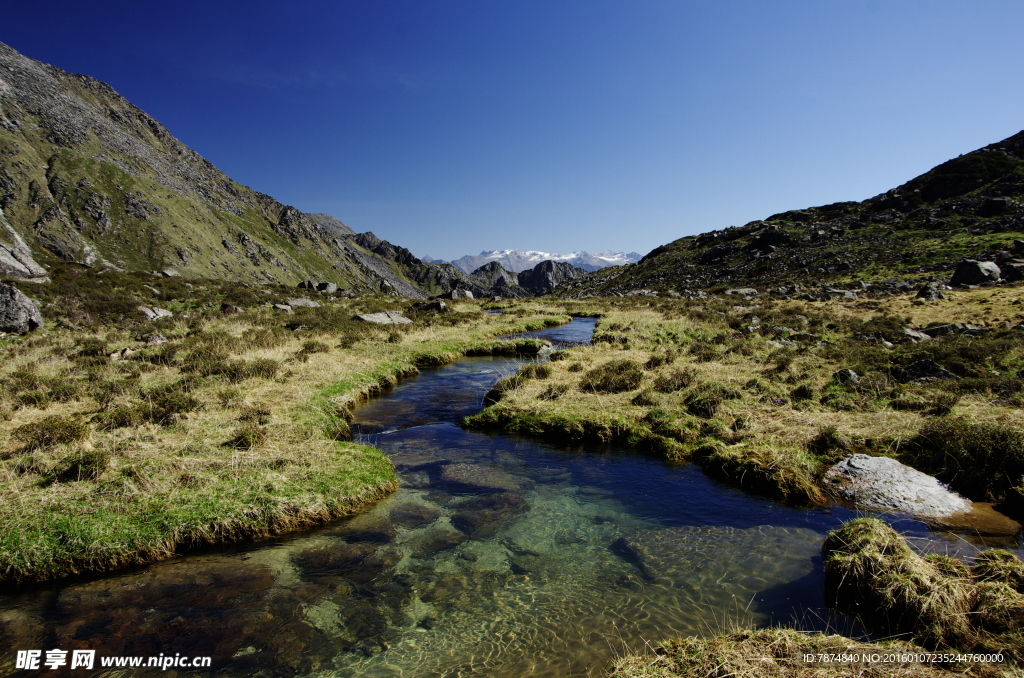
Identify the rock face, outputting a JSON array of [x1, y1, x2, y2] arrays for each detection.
[[824, 454, 971, 519], [0, 283, 43, 331], [0, 208, 48, 280], [354, 311, 412, 325], [0, 41, 472, 299], [518, 260, 587, 293], [950, 259, 1001, 286]]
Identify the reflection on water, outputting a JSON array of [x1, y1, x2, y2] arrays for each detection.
[[0, 318, 1018, 677]]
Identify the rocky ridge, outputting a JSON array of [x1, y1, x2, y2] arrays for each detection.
[[0, 41, 477, 298], [555, 130, 1024, 298]]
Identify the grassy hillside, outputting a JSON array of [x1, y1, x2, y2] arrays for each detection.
[[560, 131, 1024, 297], [0, 42, 455, 296]]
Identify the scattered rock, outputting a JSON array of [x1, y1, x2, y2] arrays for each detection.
[[920, 323, 989, 338], [315, 282, 338, 293], [108, 347, 135, 361], [915, 282, 945, 301], [286, 297, 320, 308], [160, 268, 180, 277], [901, 327, 932, 342], [832, 369, 860, 385], [146, 333, 167, 346], [724, 288, 758, 296], [448, 288, 474, 300], [949, 259, 1000, 286], [897, 359, 959, 383], [272, 304, 292, 313], [354, 311, 412, 325], [823, 454, 971, 519], [138, 306, 173, 320], [0, 283, 43, 332], [414, 299, 448, 312], [220, 303, 242, 315]]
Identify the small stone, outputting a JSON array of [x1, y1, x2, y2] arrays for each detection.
[[273, 304, 292, 312], [832, 369, 860, 385]]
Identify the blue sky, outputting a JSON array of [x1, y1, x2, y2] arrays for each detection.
[[4, 1, 1024, 260]]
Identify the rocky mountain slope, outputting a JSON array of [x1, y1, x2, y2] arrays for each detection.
[[556, 130, 1024, 298], [0, 41, 474, 298], [432, 249, 642, 274]]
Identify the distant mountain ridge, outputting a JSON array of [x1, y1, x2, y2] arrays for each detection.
[[429, 249, 642, 274]]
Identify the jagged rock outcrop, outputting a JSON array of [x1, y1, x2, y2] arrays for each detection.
[[0, 282, 43, 331], [518, 260, 586, 292], [0, 207, 47, 280]]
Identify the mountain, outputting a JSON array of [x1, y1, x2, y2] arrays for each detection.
[[0, 41, 474, 297], [439, 249, 643, 274], [556, 130, 1024, 297]]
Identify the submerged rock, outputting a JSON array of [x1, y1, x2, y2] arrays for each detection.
[[437, 462, 522, 492], [823, 454, 971, 519], [389, 502, 442, 529]]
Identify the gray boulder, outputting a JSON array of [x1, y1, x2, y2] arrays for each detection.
[[315, 282, 338, 293], [0, 283, 44, 332], [920, 323, 988, 338], [949, 259, 1000, 286], [286, 297, 320, 308], [824, 454, 970, 519], [354, 311, 412, 325], [832, 369, 860, 385], [272, 304, 292, 312], [901, 327, 932, 342], [138, 306, 173, 320], [897, 359, 958, 382], [448, 288, 474, 300], [915, 282, 945, 301]]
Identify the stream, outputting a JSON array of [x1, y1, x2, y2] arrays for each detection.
[[0, 317, 1018, 677]]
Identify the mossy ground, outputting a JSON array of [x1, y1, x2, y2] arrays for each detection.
[[0, 268, 570, 585], [469, 288, 1024, 507]]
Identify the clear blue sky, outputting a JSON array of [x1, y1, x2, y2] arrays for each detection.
[[4, 1, 1024, 260]]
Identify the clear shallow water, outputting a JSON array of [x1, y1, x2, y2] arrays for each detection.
[[0, 318, 1018, 677]]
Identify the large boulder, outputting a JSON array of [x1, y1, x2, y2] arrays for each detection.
[[949, 259, 1000, 286], [285, 297, 320, 308], [824, 454, 970, 519], [354, 311, 412, 325], [0, 283, 44, 332]]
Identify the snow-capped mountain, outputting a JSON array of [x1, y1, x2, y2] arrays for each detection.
[[429, 249, 643, 274]]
